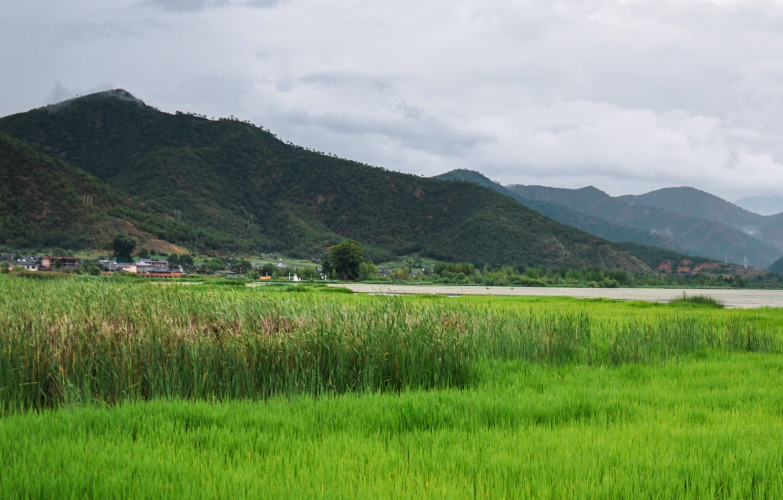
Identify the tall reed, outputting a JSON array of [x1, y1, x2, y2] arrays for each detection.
[[0, 277, 778, 410]]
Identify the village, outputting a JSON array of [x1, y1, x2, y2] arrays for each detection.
[[0, 252, 332, 281]]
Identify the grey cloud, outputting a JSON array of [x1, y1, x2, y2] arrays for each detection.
[[56, 18, 175, 42], [276, 108, 493, 158], [299, 71, 398, 91], [6, 0, 783, 199], [142, 0, 278, 13]]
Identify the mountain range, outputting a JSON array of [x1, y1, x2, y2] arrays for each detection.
[[506, 184, 783, 270], [0, 90, 649, 272], [437, 169, 781, 273], [437, 169, 783, 269]]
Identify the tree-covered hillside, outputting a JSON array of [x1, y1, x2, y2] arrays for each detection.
[[0, 132, 250, 253], [437, 169, 676, 249], [0, 90, 651, 271], [769, 256, 783, 276], [507, 184, 783, 269]]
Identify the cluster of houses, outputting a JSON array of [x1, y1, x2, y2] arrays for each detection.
[[1, 253, 183, 277], [99, 258, 183, 277], [1, 253, 84, 272], [3, 253, 310, 280]]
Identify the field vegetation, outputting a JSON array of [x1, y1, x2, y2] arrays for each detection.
[[2, 276, 783, 497]]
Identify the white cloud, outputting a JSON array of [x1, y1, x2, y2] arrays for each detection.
[[2, 0, 783, 199]]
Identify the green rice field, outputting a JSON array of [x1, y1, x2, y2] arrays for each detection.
[[2, 276, 783, 498]]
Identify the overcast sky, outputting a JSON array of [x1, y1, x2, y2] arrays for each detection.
[[3, 0, 783, 199]]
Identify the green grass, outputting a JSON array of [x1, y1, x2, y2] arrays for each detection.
[[2, 276, 783, 498], [3, 355, 783, 498], [669, 292, 725, 308], [0, 276, 779, 411]]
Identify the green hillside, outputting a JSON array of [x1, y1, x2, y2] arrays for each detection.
[[626, 187, 783, 251], [437, 169, 676, 249], [0, 90, 651, 271], [0, 132, 237, 253], [507, 184, 783, 270], [0, 132, 118, 249], [769, 256, 783, 275]]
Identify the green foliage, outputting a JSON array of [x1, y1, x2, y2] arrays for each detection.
[[112, 233, 136, 262], [259, 263, 277, 276], [0, 278, 779, 412], [4, 356, 783, 498], [136, 246, 149, 258], [0, 94, 649, 271], [669, 293, 725, 308], [438, 169, 675, 248], [505, 182, 783, 270], [329, 240, 364, 280], [73, 260, 101, 276], [179, 254, 195, 268], [359, 260, 378, 280], [434, 262, 474, 276], [769, 255, 783, 275]]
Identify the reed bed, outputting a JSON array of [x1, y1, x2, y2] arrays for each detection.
[[0, 277, 778, 410]]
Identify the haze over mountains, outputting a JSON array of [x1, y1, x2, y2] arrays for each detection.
[[437, 170, 783, 270], [0, 90, 649, 272], [735, 196, 783, 217]]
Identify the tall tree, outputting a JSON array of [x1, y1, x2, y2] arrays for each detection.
[[112, 233, 136, 262], [329, 240, 364, 280]]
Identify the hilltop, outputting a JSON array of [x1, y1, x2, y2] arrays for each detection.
[[437, 170, 677, 249], [507, 184, 783, 269], [437, 169, 776, 275], [0, 90, 649, 271]]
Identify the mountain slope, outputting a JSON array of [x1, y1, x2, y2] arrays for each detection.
[[769, 256, 783, 276], [620, 187, 783, 250], [437, 169, 677, 249], [507, 184, 783, 269], [0, 90, 650, 271], [617, 242, 763, 278], [0, 132, 189, 252]]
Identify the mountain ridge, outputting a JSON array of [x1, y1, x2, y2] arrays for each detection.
[[436, 169, 678, 250], [507, 183, 783, 269], [0, 90, 651, 272]]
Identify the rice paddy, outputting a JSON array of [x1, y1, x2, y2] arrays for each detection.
[[2, 276, 783, 498]]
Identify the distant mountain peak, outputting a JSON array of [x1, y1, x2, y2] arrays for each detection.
[[44, 88, 145, 112]]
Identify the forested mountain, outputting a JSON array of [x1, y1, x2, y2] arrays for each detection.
[[769, 256, 783, 276], [624, 187, 783, 249], [0, 90, 650, 271], [437, 170, 676, 249], [0, 132, 185, 252], [507, 184, 783, 269]]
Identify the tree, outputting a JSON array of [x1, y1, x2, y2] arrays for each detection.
[[235, 259, 252, 274], [328, 240, 363, 280], [167, 253, 180, 267], [359, 260, 377, 281], [75, 260, 101, 276], [112, 233, 136, 262], [137, 246, 150, 259]]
